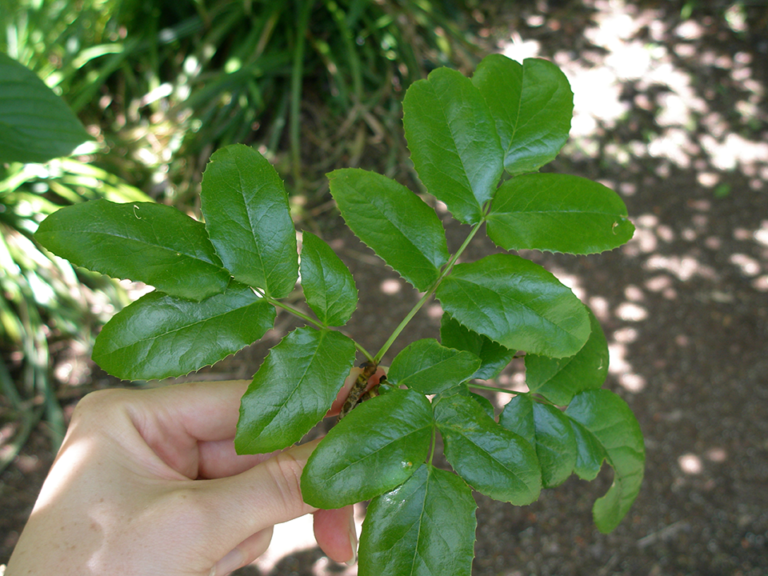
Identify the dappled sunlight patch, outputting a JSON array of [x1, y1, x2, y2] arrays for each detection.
[[678, 453, 703, 475], [379, 278, 402, 295]]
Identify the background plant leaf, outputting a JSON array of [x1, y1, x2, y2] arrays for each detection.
[[486, 173, 635, 254], [387, 338, 480, 394], [440, 313, 516, 380], [403, 67, 503, 224], [92, 283, 274, 380], [0, 53, 93, 164], [565, 390, 645, 533], [359, 464, 477, 576], [35, 199, 229, 301], [434, 391, 541, 505], [301, 389, 433, 509], [472, 55, 573, 174], [200, 144, 298, 298], [299, 231, 358, 326], [525, 308, 609, 406], [328, 168, 449, 291], [499, 395, 578, 488], [235, 327, 356, 454], [436, 254, 591, 358]]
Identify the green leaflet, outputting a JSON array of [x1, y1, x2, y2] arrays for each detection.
[[35, 199, 230, 301], [92, 283, 275, 380], [499, 395, 577, 488], [434, 391, 541, 505], [0, 53, 93, 163], [301, 389, 433, 509], [300, 231, 358, 326], [436, 254, 591, 358], [569, 418, 607, 482], [525, 307, 609, 406], [565, 390, 645, 533], [403, 67, 503, 224], [235, 327, 356, 454], [472, 55, 573, 174], [486, 173, 635, 254], [200, 144, 298, 298], [440, 313, 516, 380], [387, 338, 480, 394], [328, 168, 449, 291], [359, 464, 477, 576]]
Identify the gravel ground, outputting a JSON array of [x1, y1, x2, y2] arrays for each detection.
[[2, 1, 767, 575]]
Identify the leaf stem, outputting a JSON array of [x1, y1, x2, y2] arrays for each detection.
[[467, 383, 522, 395], [373, 218, 485, 363], [262, 293, 375, 362]]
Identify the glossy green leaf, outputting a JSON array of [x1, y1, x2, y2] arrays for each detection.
[[387, 338, 480, 394], [0, 53, 93, 163], [436, 254, 590, 358], [472, 55, 573, 174], [301, 389, 433, 508], [525, 308, 609, 406], [565, 390, 645, 533], [328, 168, 449, 291], [499, 395, 577, 488], [440, 313, 516, 380], [403, 67, 503, 224], [92, 283, 274, 380], [359, 464, 476, 576], [200, 144, 298, 298], [235, 327, 356, 454], [434, 391, 540, 505], [468, 391, 496, 420], [299, 231, 358, 326], [35, 199, 229, 301], [569, 419, 607, 482], [486, 174, 635, 254]]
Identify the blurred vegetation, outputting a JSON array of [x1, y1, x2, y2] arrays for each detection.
[[0, 0, 490, 460]]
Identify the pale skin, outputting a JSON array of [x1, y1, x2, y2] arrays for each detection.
[[6, 367, 382, 576]]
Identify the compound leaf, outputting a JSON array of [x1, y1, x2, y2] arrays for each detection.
[[500, 395, 577, 488], [300, 231, 357, 326], [565, 390, 645, 533], [92, 283, 274, 380], [359, 464, 476, 576], [201, 144, 298, 298], [486, 174, 635, 254], [328, 168, 449, 291], [525, 307, 609, 406], [440, 313, 516, 380], [434, 391, 541, 505], [403, 67, 503, 224], [235, 327, 356, 454], [387, 338, 481, 394], [436, 254, 590, 358], [35, 199, 229, 301], [301, 389, 433, 509], [472, 55, 572, 174], [0, 53, 92, 163]]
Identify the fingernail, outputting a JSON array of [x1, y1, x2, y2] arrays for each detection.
[[212, 548, 245, 576], [346, 511, 358, 566]]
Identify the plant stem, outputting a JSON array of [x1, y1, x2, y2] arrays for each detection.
[[263, 294, 376, 362], [468, 383, 522, 395], [373, 217, 485, 363]]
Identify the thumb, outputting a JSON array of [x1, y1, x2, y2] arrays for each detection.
[[195, 439, 321, 552]]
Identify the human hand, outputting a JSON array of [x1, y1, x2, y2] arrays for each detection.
[[6, 368, 381, 576]]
